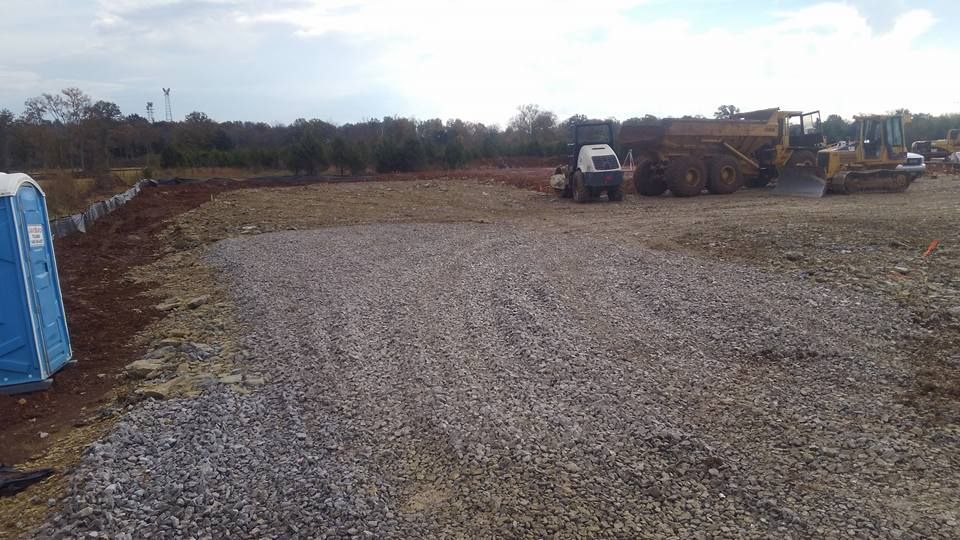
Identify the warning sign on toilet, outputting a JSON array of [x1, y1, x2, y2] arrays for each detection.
[[28, 224, 44, 247]]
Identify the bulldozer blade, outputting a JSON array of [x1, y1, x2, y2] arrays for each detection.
[[772, 167, 827, 198]]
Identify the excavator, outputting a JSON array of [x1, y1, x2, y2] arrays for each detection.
[[911, 129, 960, 160], [774, 113, 915, 197]]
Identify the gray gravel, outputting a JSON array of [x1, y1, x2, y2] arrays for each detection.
[[40, 223, 959, 539]]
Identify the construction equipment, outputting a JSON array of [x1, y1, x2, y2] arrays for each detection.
[[619, 108, 823, 197], [774, 113, 914, 197], [550, 122, 624, 202], [911, 129, 960, 160]]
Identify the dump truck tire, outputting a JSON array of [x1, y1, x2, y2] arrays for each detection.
[[707, 155, 744, 194], [634, 159, 667, 196], [572, 171, 589, 203], [665, 156, 706, 197], [607, 185, 624, 202]]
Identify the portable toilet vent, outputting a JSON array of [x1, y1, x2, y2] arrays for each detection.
[[0, 173, 72, 394]]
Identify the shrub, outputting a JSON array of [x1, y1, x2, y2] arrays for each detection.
[[40, 173, 83, 217]]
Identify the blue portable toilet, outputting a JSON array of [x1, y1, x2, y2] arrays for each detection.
[[0, 173, 72, 394]]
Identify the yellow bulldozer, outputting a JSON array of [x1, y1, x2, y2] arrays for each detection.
[[774, 113, 916, 197]]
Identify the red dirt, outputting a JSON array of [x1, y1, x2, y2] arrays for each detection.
[[0, 181, 243, 464], [465, 156, 563, 168]]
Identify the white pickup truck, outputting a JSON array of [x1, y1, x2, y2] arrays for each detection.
[[896, 152, 926, 180]]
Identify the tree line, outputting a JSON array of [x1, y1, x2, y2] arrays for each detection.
[[1, 89, 957, 177], [0, 91, 596, 176]]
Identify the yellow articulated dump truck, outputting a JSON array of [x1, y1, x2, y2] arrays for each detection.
[[619, 108, 823, 197]]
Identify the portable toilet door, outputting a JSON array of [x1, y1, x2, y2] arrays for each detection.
[[0, 173, 72, 394]]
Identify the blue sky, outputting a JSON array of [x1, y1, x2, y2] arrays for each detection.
[[1, 1, 958, 126]]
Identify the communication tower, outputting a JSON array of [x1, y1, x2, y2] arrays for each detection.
[[162, 88, 173, 122]]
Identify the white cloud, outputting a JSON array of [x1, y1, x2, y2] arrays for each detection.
[[234, 0, 960, 122], [0, 69, 44, 94], [2, 1, 958, 123], [0, 68, 126, 99]]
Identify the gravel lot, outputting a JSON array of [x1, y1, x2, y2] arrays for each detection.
[[40, 222, 958, 539]]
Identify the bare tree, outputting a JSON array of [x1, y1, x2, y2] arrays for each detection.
[[0, 109, 13, 170], [530, 110, 557, 144], [22, 97, 47, 125], [22, 97, 53, 167], [62, 87, 92, 125], [40, 93, 67, 124], [509, 104, 558, 151], [63, 88, 92, 169], [509, 104, 542, 137], [32, 88, 93, 168], [714, 105, 741, 119]]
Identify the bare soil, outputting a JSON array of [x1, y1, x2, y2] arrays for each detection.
[[0, 181, 243, 465], [1, 169, 958, 537]]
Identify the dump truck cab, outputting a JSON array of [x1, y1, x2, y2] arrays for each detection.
[[780, 110, 823, 156], [754, 110, 824, 184], [552, 121, 624, 203]]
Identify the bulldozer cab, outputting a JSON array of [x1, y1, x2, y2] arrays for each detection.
[[782, 111, 823, 149], [853, 115, 907, 165]]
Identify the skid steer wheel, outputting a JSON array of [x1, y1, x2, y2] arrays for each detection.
[[572, 171, 589, 203], [634, 159, 667, 196], [707, 155, 744, 194], [665, 156, 706, 197], [607, 185, 624, 202]]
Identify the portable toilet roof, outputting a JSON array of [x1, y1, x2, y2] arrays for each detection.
[[0, 172, 44, 197], [0, 172, 72, 394]]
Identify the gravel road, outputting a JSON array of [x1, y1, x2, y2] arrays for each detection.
[[42, 223, 959, 539]]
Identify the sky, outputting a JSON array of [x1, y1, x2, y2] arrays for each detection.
[[1, 0, 958, 126]]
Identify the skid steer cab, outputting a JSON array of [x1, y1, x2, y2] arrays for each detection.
[[550, 122, 624, 202]]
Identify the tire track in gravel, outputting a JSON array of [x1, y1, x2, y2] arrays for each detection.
[[208, 223, 952, 538]]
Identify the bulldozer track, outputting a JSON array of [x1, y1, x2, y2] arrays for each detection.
[[831, 170, 912, 194]]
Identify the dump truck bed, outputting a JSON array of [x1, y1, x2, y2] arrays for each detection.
[[619, 109, 782, 162]]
